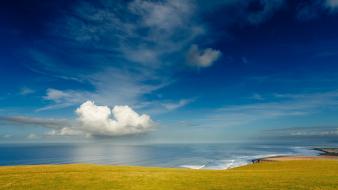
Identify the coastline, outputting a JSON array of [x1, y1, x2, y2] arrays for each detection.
[[0, 145, 335, 170], [253, 147, 338, 163], [313, 147, 338, 156]]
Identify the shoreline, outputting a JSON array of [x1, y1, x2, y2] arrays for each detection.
[[253, 147, 338, 163], [0, 147, 336, 170]]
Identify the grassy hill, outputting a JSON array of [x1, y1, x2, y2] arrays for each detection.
[[0, 160, 337, 190]]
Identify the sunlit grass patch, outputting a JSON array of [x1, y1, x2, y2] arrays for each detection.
[[0, 160, 337, 190]]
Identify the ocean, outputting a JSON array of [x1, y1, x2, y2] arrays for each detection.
[[0, 142, 324, 169]]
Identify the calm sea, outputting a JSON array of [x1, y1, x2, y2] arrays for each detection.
[[0, 142, 326, 169]]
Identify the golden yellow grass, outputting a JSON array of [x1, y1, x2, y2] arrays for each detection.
[[0, 160, 337, 190]]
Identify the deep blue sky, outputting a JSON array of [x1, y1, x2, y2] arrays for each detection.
[[1, 0, 338, 143]]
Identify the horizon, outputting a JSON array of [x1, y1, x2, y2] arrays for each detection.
[[1, 0, 338, 144]]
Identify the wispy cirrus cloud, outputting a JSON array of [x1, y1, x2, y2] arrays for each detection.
[[325, 0, 338, 11], [30, 0, 218, 113], [37, 68, 171, 112], [194, 90, 338, 127], [18, 0, 338, 128], [296, 0, 338, 20], [19, 87, 35, 95], [27, 133, 39, 140], [0, 115, 70, 129], [54, 0, 208, 68], [187, 44, 222, 68], [244, 0, 285, 24], [0, 134, 12, 139], [37, 88, 90, 111], [263, 125, 338, 137], [32, 0, 323, 114], [161, 99, 195, 111]]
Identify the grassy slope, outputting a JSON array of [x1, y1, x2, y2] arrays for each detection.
[[0, 160, 337, 190]]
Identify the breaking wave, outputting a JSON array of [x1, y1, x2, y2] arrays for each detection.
[[180, 146, 320, 170]]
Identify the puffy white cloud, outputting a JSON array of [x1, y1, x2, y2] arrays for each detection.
[[187, 44, 221, 68], [73, 101, 154, 136], [1, 101, 155, 138], [42, 101, 155, 137]]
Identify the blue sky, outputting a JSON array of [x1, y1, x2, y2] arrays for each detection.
[[1, 0, 338, 143]]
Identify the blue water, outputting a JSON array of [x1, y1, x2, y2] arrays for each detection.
[[0, 142, 323, 169]]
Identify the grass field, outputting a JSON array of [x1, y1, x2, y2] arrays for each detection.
[[0, 160, 337, 190]]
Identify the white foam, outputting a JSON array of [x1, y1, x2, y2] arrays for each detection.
[[180, 147, 319, 170], [291, 146, 320, 156], [239, 153, 290, 160], [207, 159, 248, 170], [180, 165, 205, 169], [180, 160, 249, 170]]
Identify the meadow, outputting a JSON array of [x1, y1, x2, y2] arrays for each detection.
[[0, 160, 337, 190]]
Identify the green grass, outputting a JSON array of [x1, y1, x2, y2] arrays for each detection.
[[0, 160, 337, 190]]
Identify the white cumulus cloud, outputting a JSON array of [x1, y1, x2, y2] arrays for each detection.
[[1, 101, 155, 138], [187, 44, 221, 68], [72, 101, 155, 136]]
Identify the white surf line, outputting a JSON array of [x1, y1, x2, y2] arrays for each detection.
[[180, 165, 206, 169]]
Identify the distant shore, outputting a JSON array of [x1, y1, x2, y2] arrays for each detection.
[[253, 147, 338, 163], [313, 147, 338, 156]]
